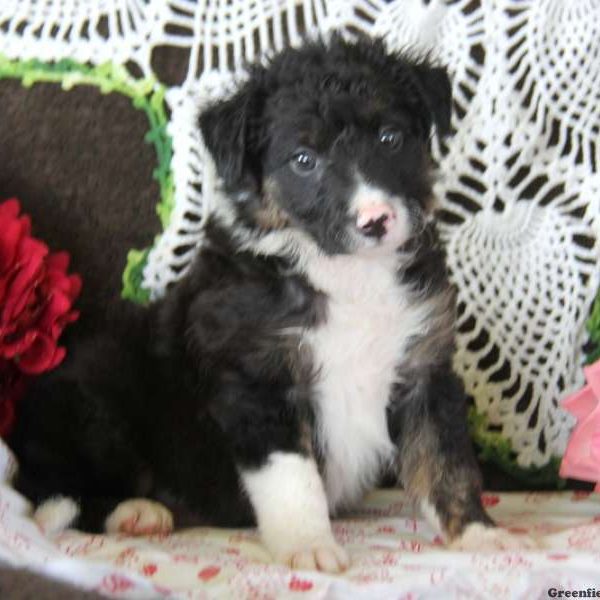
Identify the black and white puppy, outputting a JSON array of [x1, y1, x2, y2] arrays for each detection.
[[8, 35, 532, 573]]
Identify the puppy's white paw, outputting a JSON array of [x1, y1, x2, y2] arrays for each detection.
[[105, 499, 173, 536], [34, 496, 80, 534], [243, 453, 349, 573], [281, 539, 350, 573], [450, 523, 540, 552]]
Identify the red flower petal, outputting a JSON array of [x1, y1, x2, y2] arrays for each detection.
[[0, 198, 80, 379], [0, 360, 27, 437], [1, 238, 47, 323], [45, 251, 70, 273], [68, 274, 82, 302], [0, 212, 32, 303], [0, 279, 8, 307], [47, 346, 67, 371], [0, 199, 20, 222], [17, 333, 64, 375], [36, 289, 72, 333], [0, 385, 16, 436], [19, 214, 32, 238], [0, 329, 38, 360], [51, 310, 80, 341], [0, 220, 25, 274]]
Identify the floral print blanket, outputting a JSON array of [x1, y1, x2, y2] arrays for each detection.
[[0, 440, 598, 599]]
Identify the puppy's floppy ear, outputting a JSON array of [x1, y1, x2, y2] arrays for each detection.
[[411, 64, 453, 137], [198, 81, 264, 191]]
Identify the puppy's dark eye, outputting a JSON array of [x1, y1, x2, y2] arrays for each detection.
[[378, 127, 403, 151], [290, 149, 318, 175]]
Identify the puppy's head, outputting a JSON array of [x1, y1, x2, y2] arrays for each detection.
[[199, 35, 451, 257]]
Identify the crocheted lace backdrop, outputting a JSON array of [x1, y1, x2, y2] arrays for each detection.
[[0, 0, 598, 473]]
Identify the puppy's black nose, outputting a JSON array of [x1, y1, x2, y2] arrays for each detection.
[[359, 214, 389, 239]]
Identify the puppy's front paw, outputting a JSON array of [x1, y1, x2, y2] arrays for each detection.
[[105, 499, 173, 536], [450, 523, 540, 551], [34, 496, 80, 534], [281, 539, 350, 573]]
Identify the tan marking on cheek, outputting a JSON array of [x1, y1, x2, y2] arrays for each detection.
[[424, 193, 439, 214], [256, 178, 290, 230], [299, 420, 314, 455], [422, 155, 439, 215]]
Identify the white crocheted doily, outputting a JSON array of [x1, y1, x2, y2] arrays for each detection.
[[0, 0, 598, 474]]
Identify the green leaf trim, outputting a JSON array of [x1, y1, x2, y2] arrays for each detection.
[[0, 55, 174, 304], [586, 291, 600, 364], [468, 406, 565, 486], [121, 248, 151, 305]]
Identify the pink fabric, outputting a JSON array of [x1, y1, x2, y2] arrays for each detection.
[[560, 359, 600, 491]]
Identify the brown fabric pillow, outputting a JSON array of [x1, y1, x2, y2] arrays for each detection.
[[0, 79, 161, 336]]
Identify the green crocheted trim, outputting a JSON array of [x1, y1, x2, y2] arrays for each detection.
[[0, 55, 174, 304], [468, 407, 564, 486], [122, 248, 152, 305], [586, 291, 600, 364]]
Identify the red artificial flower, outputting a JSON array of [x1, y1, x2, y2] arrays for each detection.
[[0, 359, 26, 436], [0, 198, 81, 436]]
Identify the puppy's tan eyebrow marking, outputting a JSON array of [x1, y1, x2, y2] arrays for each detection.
[[255, 177, 291, 231]]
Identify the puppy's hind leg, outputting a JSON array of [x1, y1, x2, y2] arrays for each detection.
[[9, 371, 161, 535], [104, 498, 173, 536], [32, 495, 174, 537]]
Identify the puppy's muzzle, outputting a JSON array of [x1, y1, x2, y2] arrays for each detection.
[[356, 202, 397, 239]]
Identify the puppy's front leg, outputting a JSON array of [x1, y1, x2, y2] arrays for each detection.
[[212, 379, 348, 572], [241, 452, 349, 572], [390, 366, 537, 550]]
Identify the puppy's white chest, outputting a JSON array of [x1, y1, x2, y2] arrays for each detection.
[[303, 256, 423, 510]]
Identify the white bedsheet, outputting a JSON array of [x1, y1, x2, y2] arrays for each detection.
[[0, 440, 599, 599]]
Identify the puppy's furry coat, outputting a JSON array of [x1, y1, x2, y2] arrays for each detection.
[[8, 35, 510, 571]]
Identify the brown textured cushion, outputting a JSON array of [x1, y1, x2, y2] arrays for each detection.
[[0, 79, 161, 335]]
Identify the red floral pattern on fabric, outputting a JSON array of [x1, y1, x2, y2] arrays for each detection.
[[98, 574, 135, 594], [481, 494, 501, 507], [288, 576, 314, 591], [0, 483, 598, 599], [198, 565, 221, 581], [142, 563, 157, 576]]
